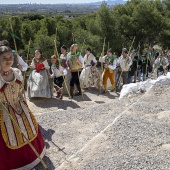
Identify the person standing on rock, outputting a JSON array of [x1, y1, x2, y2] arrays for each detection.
[[80, 47, 101, 90], [99, 49, 117, 93], [116, 48, 132, 87], [67, 44, 84, 99], [0, 45, 45, 170], [50, 54, 67, 99], [27, 49, 52, 99]]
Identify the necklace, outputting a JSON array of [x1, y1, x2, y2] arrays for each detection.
[[1, 69, 13, 77]]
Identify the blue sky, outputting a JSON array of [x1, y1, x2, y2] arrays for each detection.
[[0, 0, 104, 4]]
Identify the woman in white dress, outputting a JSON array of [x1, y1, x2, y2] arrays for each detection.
[[27, 49, 51, 98], [80, 48, 101, 89]]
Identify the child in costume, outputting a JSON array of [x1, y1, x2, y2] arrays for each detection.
[[50, 55, 67, 99]]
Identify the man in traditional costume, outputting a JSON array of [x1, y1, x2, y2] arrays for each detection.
[[67, 44, 84, 98], [116, 48, 132, 87], [154, 52, 169, 77], [0, 46, 45, 170], [80, 47, 101, 89], [141, 54, 150, 81], [127, 50, 138, 83], [99, 49, 116, 93]]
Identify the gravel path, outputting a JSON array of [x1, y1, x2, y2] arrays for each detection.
[[32, 83, 170, 170], [56, 84, 170, 170]]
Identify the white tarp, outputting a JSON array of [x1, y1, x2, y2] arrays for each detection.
[[119, 72, 170, 99]]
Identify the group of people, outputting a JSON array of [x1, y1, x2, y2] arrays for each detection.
[[0, 38, 170, 169]]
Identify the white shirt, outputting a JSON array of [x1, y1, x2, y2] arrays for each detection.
[[154, 57, 169, 66], [18, 56, 28, 71], [119, 55, 132, 71], [99, 55, 116, 70], [84, 53, 97, 66], [51, 65, 67, 78]]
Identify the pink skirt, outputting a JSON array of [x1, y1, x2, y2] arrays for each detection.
[[0, 127, 45, 170]]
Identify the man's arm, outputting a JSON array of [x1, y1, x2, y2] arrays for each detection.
[[19, 56, 28, 71]]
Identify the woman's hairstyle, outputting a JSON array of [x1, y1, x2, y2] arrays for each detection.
[[61, 45, 67, 51], [0, 46, 12, 56], [0, 40, 10, 47], [70, 44, 78, 52], [34, 49, 45, 63], [86, 47, 91, 52], [35, 49, 42, 55], [114, 52, 118, 56], [51, 55, 57, 59], [107, 48, 113, 54]]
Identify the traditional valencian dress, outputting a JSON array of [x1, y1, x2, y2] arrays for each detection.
[[0, 68, 45, 170], [67, 51, 84, 97], [27, 59, 51, 98], [80, 53, 101, 89]]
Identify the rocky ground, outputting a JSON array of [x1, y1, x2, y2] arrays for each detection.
[[29, 83, 170, 170]]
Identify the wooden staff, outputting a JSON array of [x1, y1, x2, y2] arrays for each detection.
[[23, 38, 31, 84], [72, 33, 75, 44], [54, 38, 71, 99], [145, 49, 150, 78], [9, 18, 27, 102], [9, 18, 20, 64], [0, 102, 48, 169], [107, 41, 110, 50], [116, 36, 136, 87], [135, 42, 140, 80], [77, 40, 86, 100], [100, 37, 106, 93], [101, 37, 106, 73]]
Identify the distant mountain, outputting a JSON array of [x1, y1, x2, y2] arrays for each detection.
[[86, 0, 126, 6]]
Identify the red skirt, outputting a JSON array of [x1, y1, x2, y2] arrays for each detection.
[[0, 127, 45, 170]]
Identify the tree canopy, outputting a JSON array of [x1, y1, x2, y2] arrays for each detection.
[[0, 0, 169, 59]]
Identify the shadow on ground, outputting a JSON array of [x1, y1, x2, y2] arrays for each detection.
[[34, 155, 55, 170], [28, 97, 81, 110]]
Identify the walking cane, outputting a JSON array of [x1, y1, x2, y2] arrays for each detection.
[[9, 18, 27, 102], [100, 37, 106, 93], [77, 39, 86, 100], [0, 102, 48, 169], [23, 38, 31, 102], [136, 42, 140, 81]]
